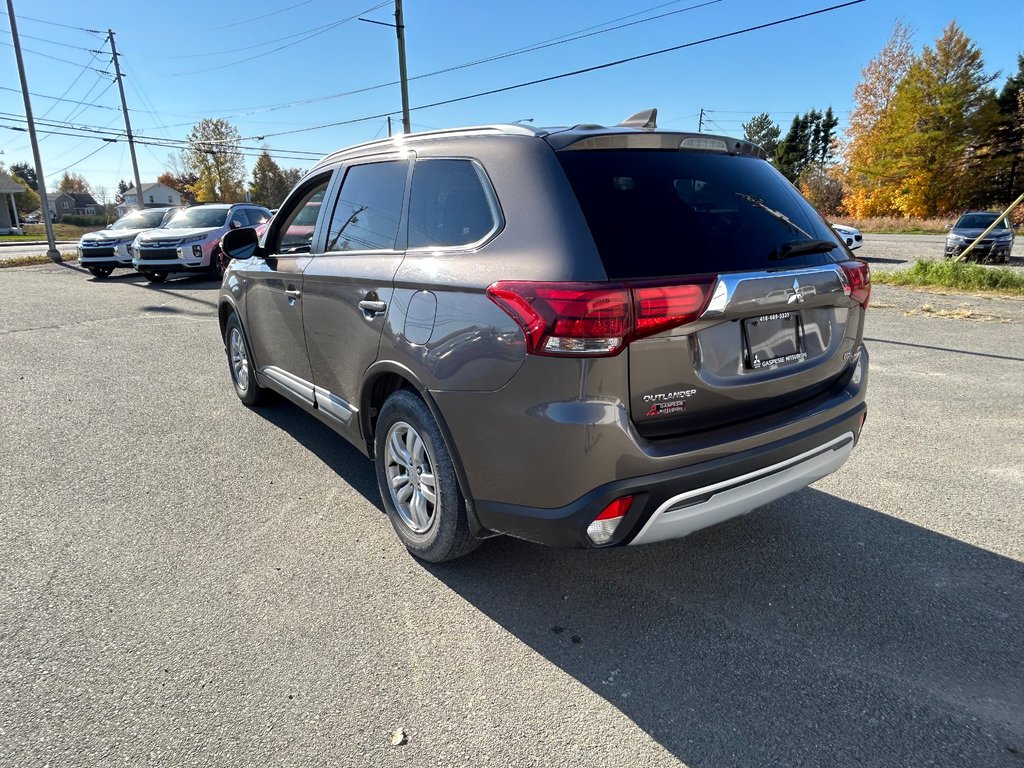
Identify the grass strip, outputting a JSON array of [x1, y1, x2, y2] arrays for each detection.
[[0, 253, 77, 269], [872, 259, 1024, 296]]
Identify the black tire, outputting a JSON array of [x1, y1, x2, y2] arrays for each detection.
[[143, 271, 168, 283], [88, 267, 114, 278], [224, 312, 267, 407], [211, 247, 228, 280], [374, 389, 479, 563]]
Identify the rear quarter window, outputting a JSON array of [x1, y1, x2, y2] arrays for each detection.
[[558, 150, 842, 279], [408, 159, 499, 248]]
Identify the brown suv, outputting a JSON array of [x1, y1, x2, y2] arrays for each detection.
[[218, 111, 870, 562]]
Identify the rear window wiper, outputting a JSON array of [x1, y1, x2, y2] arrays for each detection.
[[771, 238, 837, 260], [735, 193, 813, 239]]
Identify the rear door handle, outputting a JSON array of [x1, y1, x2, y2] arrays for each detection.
[[358, 300, 387, 316], [285, 289, 302, 298]]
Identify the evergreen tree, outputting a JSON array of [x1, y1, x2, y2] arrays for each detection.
[[248, 151, 291, 208], [10, 161, 37, 190], [115, 179, 131, 204], [741, 112, 781, 157]]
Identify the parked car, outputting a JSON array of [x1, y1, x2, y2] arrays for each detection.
[[832, 223, 863, 250], [944, 211, 1014, 263], [77, 207, 178, 279], [218, 112, 870, 562], [131, 203, 272, 283], [23, 212, 41, 224]]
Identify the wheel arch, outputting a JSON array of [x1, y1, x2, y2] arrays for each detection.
[[361, 360, 492, 539]]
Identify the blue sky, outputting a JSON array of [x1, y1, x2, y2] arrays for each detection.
[[1, 0, 1021, 201]]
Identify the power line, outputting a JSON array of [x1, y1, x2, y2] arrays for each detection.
[[0, 10, 103, 35], [0, 27, 101, 51], [0, 38, 102, 68], [165, 1, 389, 74], [205, 0, 319, 31], [0, 84, 121, 112], [199, 0, 723, 121], [248, 0, 870, 142], [49, 141, 111, 177]]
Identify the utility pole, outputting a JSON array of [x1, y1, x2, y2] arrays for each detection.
[[358, 1, 411, 134], [387, 115, 392, 137], [6, 0, 59, 260], [698, 108, 705, 133], [394, 0, 411, 134], [107, 30, 144, 211]]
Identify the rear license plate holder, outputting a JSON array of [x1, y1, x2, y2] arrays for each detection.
[[742, 312, 806, 370]]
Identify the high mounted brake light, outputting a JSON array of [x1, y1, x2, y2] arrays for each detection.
[[487, 277, 716, 357]]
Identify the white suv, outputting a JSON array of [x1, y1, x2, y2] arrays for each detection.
[[131, 203, 271, 283], [78, 207, 177, 278]]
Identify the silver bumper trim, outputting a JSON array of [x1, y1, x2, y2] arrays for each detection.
[[629, 432, 855, 546]]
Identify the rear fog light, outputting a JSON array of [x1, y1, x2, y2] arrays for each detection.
[[587, 496, 634, 545]]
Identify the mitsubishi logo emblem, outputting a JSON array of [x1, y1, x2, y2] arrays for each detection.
[[787, 278, 805, 304]]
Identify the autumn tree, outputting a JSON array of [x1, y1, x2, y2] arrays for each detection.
[[875, 22, 997, 216], [157, 170, 199, 205], [57, 171, 92, 194], [248, 150, 291, 208], [181, 118, 246, 202], [843, 20, 915, 217], [742, 112, 782, 157]]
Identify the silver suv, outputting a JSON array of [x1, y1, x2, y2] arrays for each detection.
[[78, 207, 178, 278], [132, 203, 271, 283], [218, 113, 870, 562]]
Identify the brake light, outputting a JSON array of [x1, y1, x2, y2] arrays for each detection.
[[487, 277, 716, 357], [840, 261, 871, 309], [632, 278, 716, 338]]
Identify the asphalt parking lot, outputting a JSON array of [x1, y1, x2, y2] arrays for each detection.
[[2, 263, 1022, 767]]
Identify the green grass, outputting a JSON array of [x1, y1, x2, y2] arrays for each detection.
[[872, 260, 1024, 296], [0, 253, 77, 268]]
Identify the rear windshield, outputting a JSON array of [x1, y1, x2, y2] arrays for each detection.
[[558, 150, 842, 278]]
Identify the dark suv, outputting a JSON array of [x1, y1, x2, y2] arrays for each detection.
[[218, 112, 870, 562]]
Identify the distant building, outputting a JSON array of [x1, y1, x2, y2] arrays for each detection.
[[0, 170, 26, 233], [46, 191, 102, 221], [117, 182, 182, 216]]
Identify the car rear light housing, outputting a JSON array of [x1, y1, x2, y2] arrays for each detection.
[[586, 496, 634, 544], [839, 261, 871, 309], [487, 276, 716, 357]]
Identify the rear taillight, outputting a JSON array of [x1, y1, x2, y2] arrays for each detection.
[[487, 277, 716, 357], [840, 261, 871, 309]]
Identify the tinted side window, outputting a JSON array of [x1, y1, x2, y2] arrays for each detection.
[[229, 209, 249, 228], [272, 178, 330, 254], [325, 160, 409, 252], [408, 159, 497, 248], [247, 208, 271, 226]]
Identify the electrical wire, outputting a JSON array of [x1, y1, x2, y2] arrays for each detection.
[[247, 0, 870, 141], [164, 1, 388, 73], [0, 38, 102, 68], [0, 27, 102, 52], [196, 0, 723, 120], [204, 0, 320, 31], [0, 10, 104, 35], [49, 141, 111, 177]]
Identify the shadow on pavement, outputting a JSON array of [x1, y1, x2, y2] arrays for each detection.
[[865, 336, 1024, 363], [255, 401, 382, 511], [239, 397, 1024, 765], [423, 489, 1024, 767]]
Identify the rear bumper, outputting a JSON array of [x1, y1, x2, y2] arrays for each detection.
[[472, 404, 864, 548]]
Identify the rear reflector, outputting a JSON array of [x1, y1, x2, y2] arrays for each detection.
[[587, 496, 634, 545], [487, 277, 715, 357], [840, 261, 871, 309]]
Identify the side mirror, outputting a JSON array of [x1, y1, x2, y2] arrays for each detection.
[[222, 226, 262, 261]]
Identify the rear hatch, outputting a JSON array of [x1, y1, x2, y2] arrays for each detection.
[[555, 138, 868, 439]]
